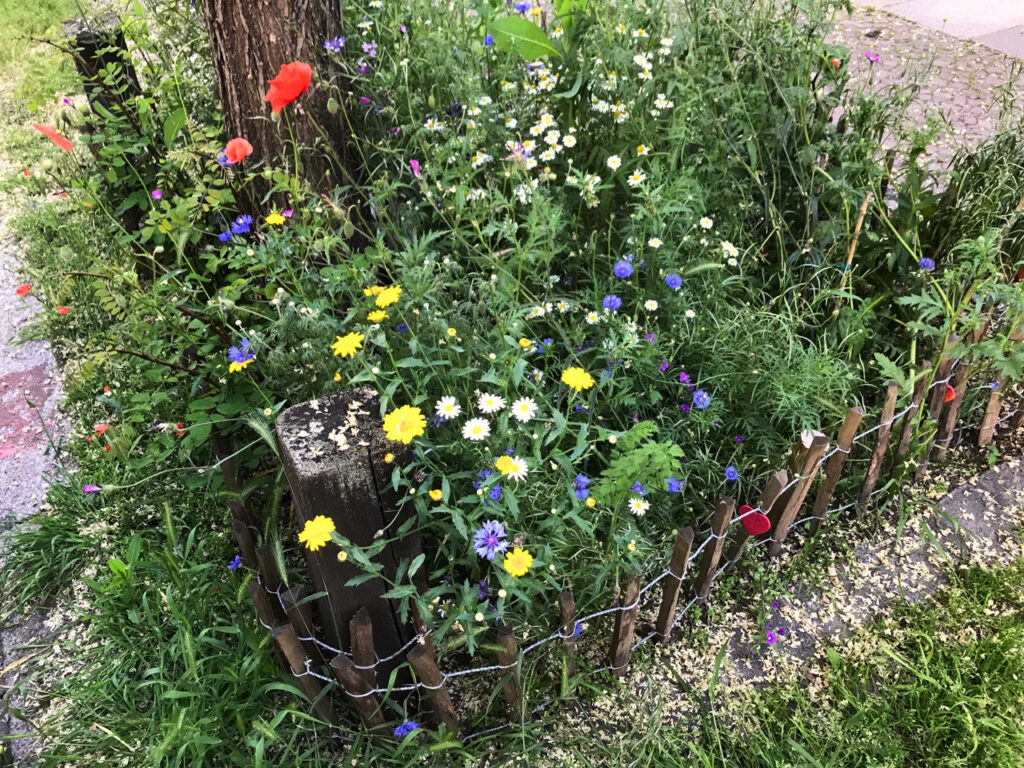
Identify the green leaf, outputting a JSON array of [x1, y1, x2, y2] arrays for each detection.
[[489, 17, 562, 60], [163, 107, 187, 149], [408, 553, 425, 579]]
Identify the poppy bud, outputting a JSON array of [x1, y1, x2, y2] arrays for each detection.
[[427, 94, 435, 108], [326, 97, 339, 115], [77, 102, 90, 114], [343, 220, 355, 239]]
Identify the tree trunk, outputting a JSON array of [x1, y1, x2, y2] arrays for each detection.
[[200, 0, 350, 199]]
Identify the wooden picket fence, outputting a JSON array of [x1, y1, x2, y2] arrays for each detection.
[[226, 328, 1022, 740]]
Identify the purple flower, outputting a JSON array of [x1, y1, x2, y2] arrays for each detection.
[[218, 231, 232, 243], [228, 338, 254, 366], [489, 485, 502, 501], [766, 630, 778, 645], [217, 153, 232, 167], [692, 390, 711, 409], [324, 36, 346, 53], [659, 360, 670, 372], [473, 520, 508, 561], [396, 323, 409, 333], [665, 273, 682, 288], [231, 214, 253, 234], [513, 1, 530, 12], [484, 33, 495, 46], [679, 403, 691, 414], [390, 126, 401, 136], [989, 381, 1001, 390], [772, 601, 780, 610], [477, 579, 489, 602], [919, 257, 935, 272], [603, 294, 622, 311], [574, 473, 590, 500], [360, 96, 371, 105], [678, 371, 691, 385], [666, 477, 683, 493], [724, 465, 739, 482], [613, 260, 634, 279], [735, 435, 745, 442], [630, 481, 647, 496], [356, 64, 372, 75], [82, 484, 101, 493], [393, 721, 419, 738], [63, 97, 72, 105], [282, 209, 293, 218], [151, 189, 162, 200], [228, 555, 242, 571], [573, 621, 584, 638], [864, 50, 880, 64], [362, 40, 378, 58]]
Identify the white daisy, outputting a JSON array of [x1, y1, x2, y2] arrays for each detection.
[[644, 299, 659, 311], [435, 396, 462, 420], [685, 309, 696, 319], [722, 241, 739, 258], [636, 144, 650, 156], [585, 310, 601, 324], [505, 456, 529, 481], [648, 237, 663, 248], [477, 393, 506, 413], [563, 134, 577, 148], [627, 170, 647, 187], [462, 418, 491, 441], [727, 257, 738, 267], [511, 397, 538, 423], [700, 216, 714, 230], [606, 154, 622, 171], [628, 497, 650, 516], [505, 117, 518, 129]]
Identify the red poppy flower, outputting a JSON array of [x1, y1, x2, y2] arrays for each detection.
[[56, 305, 70, 315], [32, 123, 73, 152], [94, 423, 110, 436], [943, 384, 956, 403], [15, 283, 31, 297], [264, 62, 312, 113], [176, 423, 185, 437], [224, 137, 254, 164]]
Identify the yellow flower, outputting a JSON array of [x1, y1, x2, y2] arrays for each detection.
[[494, 455, 515, 475], [503, 547, 533, 577], [429, 489, 443, 502], [228, 359, 252, 373], [337, 550, 348, 563], [585, 496, 596, 508], [265, 212, 286, 226], [518, 337, 531, 349], [382, 405, 426, 444], [375, 285, 402, 308], [447, 327, 457, 337], [331, 332, 365, 358], [367, 309, 387, 323], [561, 367, 595, 391], [363, 285, 385, 296], [298, 515, 336, 552], [384, 452, 395, 463], [333, 372, 342, 381]]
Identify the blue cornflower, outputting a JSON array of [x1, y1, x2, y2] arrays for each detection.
[[395, 323, 409, 333], [692, 390, 711, 409], [724, 465, 739, 482], [919, 257, 935, 272], [228, 555, 242, 571], [603, 294, 622, 311], [630, 481, 647, 496], [227, 339, 255, 372], [666, 477, 684, 493], [484, 33, 495, 46], [477, 579, 489, 602], [231, 214, 253, 234], [665, 273, 682, 288], [513, 1, 530, 11], [473, 520, 508, 561], [989, 381, 1001, 390], [323, 36, 345, 52], [613, 260, 634, 279], [574, 473, 591, 499], [217, 230, 232, 243], [394, 721, 419, 738], [572, 621, 584, 638], [489, 485, 502, 501], [216, 152, 232, 167]]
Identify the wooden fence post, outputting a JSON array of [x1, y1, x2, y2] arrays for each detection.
[[934, 362, 971, 462], [282, 586, 325, 666], [276, 387, 423, 673], [255, 545, 288, 624], [496, 623, 525, 717], [897, 362, 931, 458], [809, 408, 863, 536], [694, 497, 736, 596], [769, 435, 828, 556], [349, 607, 377, 691], [406, 642, 459, 736], [655, 527, 694, 642], [330, 653, 386, 731], [559, 590, 577, 679], [977, 378, 1004, 447], [272, 625, 335, 724], [857, 381, 900, 511], [608, 572, 641, 678], [1011, 394, 1024, 431], [729, 471, 787, 563]]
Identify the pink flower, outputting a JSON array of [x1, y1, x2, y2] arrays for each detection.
[[82, 484, 101, 493], [409, 159, 422, 179], [151, 189, 162, 199]]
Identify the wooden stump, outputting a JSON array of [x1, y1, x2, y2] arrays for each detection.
[[897, 362, 931, 458]]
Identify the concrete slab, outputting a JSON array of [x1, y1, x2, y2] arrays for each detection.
[[881, 0, 1024, 40], [975, 24, 1024, 58]]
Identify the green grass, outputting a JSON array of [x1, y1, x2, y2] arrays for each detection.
[[0, 0, 78, 65]]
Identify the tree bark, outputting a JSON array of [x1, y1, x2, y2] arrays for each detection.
[[200, 0, 350, 199]]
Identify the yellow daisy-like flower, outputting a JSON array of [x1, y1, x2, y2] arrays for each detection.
[[367, 309, 387, 323], [228, 360, 252, 373], [382, 405, 426, 444], [333, 372, 342, 381], [363, 285, 385, 297], [265, 212, 286, 226], [298, 515, 336, 552], [446, 327, 457, 337], [518, 337, 532, 349], [429, 489, 443, 501], [494, 455, 516, 475], [561, 367, 595, 391], [375, 285, 402, 308], [585, 496, 596, 508], [503, 547, 534, 577], [331, 332, 365, 358]]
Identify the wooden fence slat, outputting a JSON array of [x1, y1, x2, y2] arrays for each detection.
[[727, 471, 787, 564], [231, 517, 258, 570], [694, 497, 736, 596], [655, 527, 694, 643], [272, 624, 335, 724], [608, 572, 641, 678], [769, 436, 828, 556], [282, 586, 325, 666], [407, 642, 459, 736], [917, 336, 959, 479], [934, 361, 971, 462], [349, 607, 377, 692], [496, 623, 525, 716], [330, 653, 386, 731], [559, 590, 577, 678], [977, 378, 1004, 447], [857, 381, 900, 511], [897, 362, 931, 458], [809, 408, 864, 536], [1011, 394, 1024, 431]]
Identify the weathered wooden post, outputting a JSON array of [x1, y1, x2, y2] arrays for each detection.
[[655, 527, 694, 642], [729, 471, 787, 562], [896, 363, 931, 458], [857, 381, 899, 510], [559, 590, 578, 678], [276, 387, 423, 672], [608, 572, 641, 677], [272, 625, 335, 724], [769, 435, 828, 555], [407, 642, 459, 736], [330, 653, 387, 731], [496, 623, 525, 717], [62, 13, 142, 116], [977, 378, 1004, 447], [810, 408, 863, 535], [694, 497, 736, 596]]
